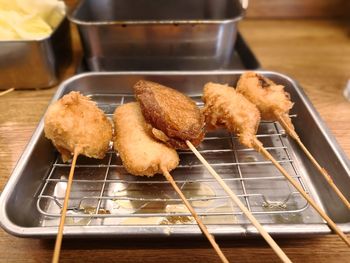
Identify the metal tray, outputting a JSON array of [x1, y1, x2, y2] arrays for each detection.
[[0, 17, 72, 90], [1, 71, 350, 238], [77, 32, 261, 72], [69, 0, 246, 70]]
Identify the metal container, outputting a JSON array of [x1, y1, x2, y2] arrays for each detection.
[[0, 17, 72, 90], [69, 0, 246, 71], [1, 71, 349, 238], [76, 32, 261, 72]]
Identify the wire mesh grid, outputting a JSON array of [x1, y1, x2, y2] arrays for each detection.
[[37, 93, 310, 226]]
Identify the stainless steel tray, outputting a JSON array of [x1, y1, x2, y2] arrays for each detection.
[[1, 71, 350, 238]]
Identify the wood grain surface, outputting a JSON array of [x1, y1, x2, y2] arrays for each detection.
[[0, 19, 350, 263], [245, 0, 350, 18]]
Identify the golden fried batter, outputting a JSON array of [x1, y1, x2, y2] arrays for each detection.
[[236, 72, 294, 130], [114, 102, 179, 177], [202, 82, 261, 148], [134, 80, 205, 150], [44, 91, 113, 162]]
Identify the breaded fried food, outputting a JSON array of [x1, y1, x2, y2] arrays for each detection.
[[236, 72, 294, 130], [44, 91, 113, 162], [202, 82, 261, 148], [134, 80, 205, 150], [114, 102, 179, 177]]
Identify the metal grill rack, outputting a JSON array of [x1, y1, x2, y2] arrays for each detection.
[[37, 94, 311, 226]]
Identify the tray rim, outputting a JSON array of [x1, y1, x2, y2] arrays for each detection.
[[1, 70, 349, 238]]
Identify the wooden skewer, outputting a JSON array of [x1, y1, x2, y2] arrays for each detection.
[[278, 116, 350, 210], [0, 88, 14, 97], [252, 137, 350, 247], [162, 168, 229, 263], [52, 148, 80, 263], [186, 141, 293, 263]]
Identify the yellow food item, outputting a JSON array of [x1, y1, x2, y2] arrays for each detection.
[[0, 15, 19, 40], [0, 0, 65, 40]]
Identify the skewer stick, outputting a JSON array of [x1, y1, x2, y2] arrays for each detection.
[[0, 88, 14, 97], [278, 116, 350, 210], [52, 148, 80, 263], [252, 137, 350, 247], [162, 168, 229, 263], [186, 141, 292, 263]]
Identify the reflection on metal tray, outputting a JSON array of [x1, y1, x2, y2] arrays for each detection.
[[1, 71, 350, 238], [78, 32, 260, 72]]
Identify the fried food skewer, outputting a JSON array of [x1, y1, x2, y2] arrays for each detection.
[[253, 138, 350, 246], [44, 92, 113, 163], [203, 82, 350, 248], [186, 141, 292, 263], [0, 87, 14, 97], [278, 116, 350, 210], [237, 72, 350, 210], [44, 91, 113, 263], [52, 147, 79, 263], [114, 102, 229, 263], [162, 169, 229, 263], [135, 80, 292, 262], [134, 80, 205, 150]]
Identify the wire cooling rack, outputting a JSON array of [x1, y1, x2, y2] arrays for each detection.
[[37, 94, 311, 226]]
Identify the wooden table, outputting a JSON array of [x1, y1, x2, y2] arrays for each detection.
[[1, 19, 349, 263]]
